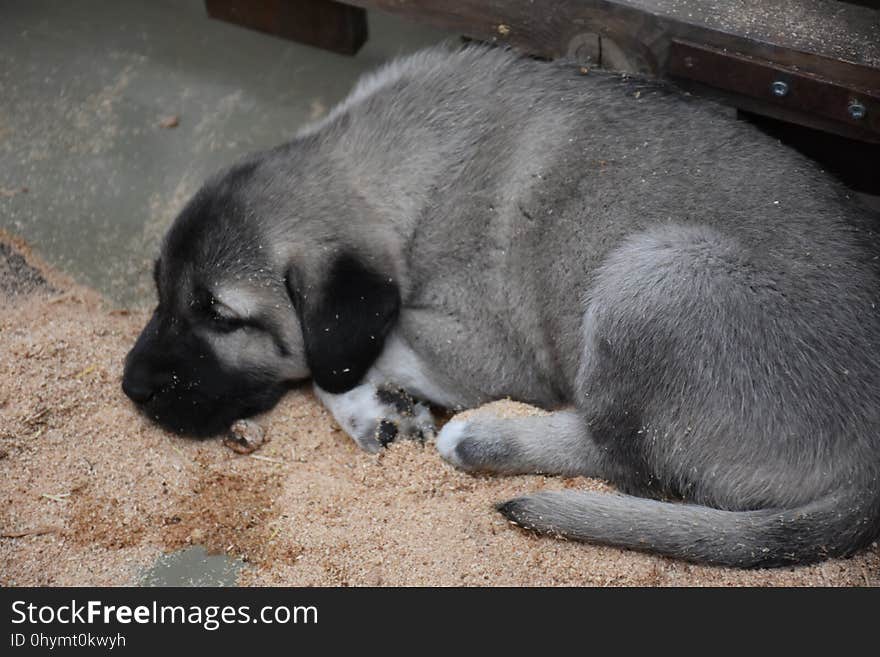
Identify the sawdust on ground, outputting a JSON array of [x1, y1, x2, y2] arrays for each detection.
[[1, 237, 878, 587]]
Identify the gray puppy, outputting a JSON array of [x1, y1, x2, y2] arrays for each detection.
[[123, 45, 880, 567]]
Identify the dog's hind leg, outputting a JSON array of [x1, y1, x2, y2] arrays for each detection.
[[436, 410, 606, 477]]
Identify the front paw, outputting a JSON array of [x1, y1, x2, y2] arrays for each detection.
[[316, 383, 436, 454], [372, 386, 436, 447]]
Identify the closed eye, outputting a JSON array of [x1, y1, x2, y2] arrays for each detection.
[[192, 286, 267, 334], [206, 298, 267, 334], [208, 305, 247, 333], [191, 286, 245, 332]]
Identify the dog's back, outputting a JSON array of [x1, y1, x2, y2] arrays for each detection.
[[320, 46, 880, 565]]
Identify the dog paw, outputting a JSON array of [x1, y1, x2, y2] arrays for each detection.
[[371, 385, 436, 447], [436, 418, 514, 472], [316, 383, 435, 454], [436, 419, 469, 468]]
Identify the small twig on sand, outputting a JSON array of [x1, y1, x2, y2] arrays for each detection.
[[170, 444, 193, 459], [22, 407, 50, 426], [40, 493, 70, 503], [249, 454, 285, 465], [47, 291, 84, 305], [74, 364, 97, 379], [1, 525, 63, 539]]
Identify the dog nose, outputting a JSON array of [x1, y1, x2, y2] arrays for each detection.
[[122, 359, 169, 404], [121, 375, 155, 404]]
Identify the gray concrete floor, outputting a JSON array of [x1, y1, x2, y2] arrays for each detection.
[[0, 0, 455, 306]]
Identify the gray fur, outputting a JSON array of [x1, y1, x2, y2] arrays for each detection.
[[437, 411, 600, 477], [124, 45, 880, 567]]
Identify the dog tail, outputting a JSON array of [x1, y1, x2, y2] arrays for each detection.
[[496, 487, 879, 567]]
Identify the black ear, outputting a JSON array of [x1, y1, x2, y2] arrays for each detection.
[[288, 254, 400, 394]]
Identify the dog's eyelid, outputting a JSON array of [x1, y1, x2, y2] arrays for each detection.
[[209, 298, 240, 321], [202, 303, 245, 334], [196, 289, 268, 334], [189, 285, 233, 318], [211, 286, 266, 321]]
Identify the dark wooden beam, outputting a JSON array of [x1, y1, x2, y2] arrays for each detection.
[[667, 40, 879, 143], [205, 0, 368, 56], [344, 0, 880, 142]]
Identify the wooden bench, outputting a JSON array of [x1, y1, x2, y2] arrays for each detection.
[[204, 0, 880, 146]]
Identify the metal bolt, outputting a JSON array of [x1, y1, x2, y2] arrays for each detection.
[[770, 80, 789, 98], [848, 100, 866, 120]]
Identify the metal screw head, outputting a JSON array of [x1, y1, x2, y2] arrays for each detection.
[[848, 101, 867, 120], [770, 80, 789, 97]]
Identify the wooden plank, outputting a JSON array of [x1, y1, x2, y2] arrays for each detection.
[[668, 40, 880, 140], [345, 0, 878, 85], [620, 0, 880, 70], [205, 0, 368, 55], [344, 0, 880, 141]]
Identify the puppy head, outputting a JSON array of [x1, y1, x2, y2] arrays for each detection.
[[122, 159, 400, 436]]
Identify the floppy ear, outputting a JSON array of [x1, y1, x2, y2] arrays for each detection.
[[287, 253, 400, 394]]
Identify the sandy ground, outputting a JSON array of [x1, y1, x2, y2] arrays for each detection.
[[1, 236, 878, 587]]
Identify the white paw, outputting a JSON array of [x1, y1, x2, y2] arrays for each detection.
[[436, 419, 468, 467], [316, 382, 436, 454], [316, 383, 385, 453], [412, 403, 437, 440]]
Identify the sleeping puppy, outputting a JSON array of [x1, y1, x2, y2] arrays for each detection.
[[122, 45, 880, 568]]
